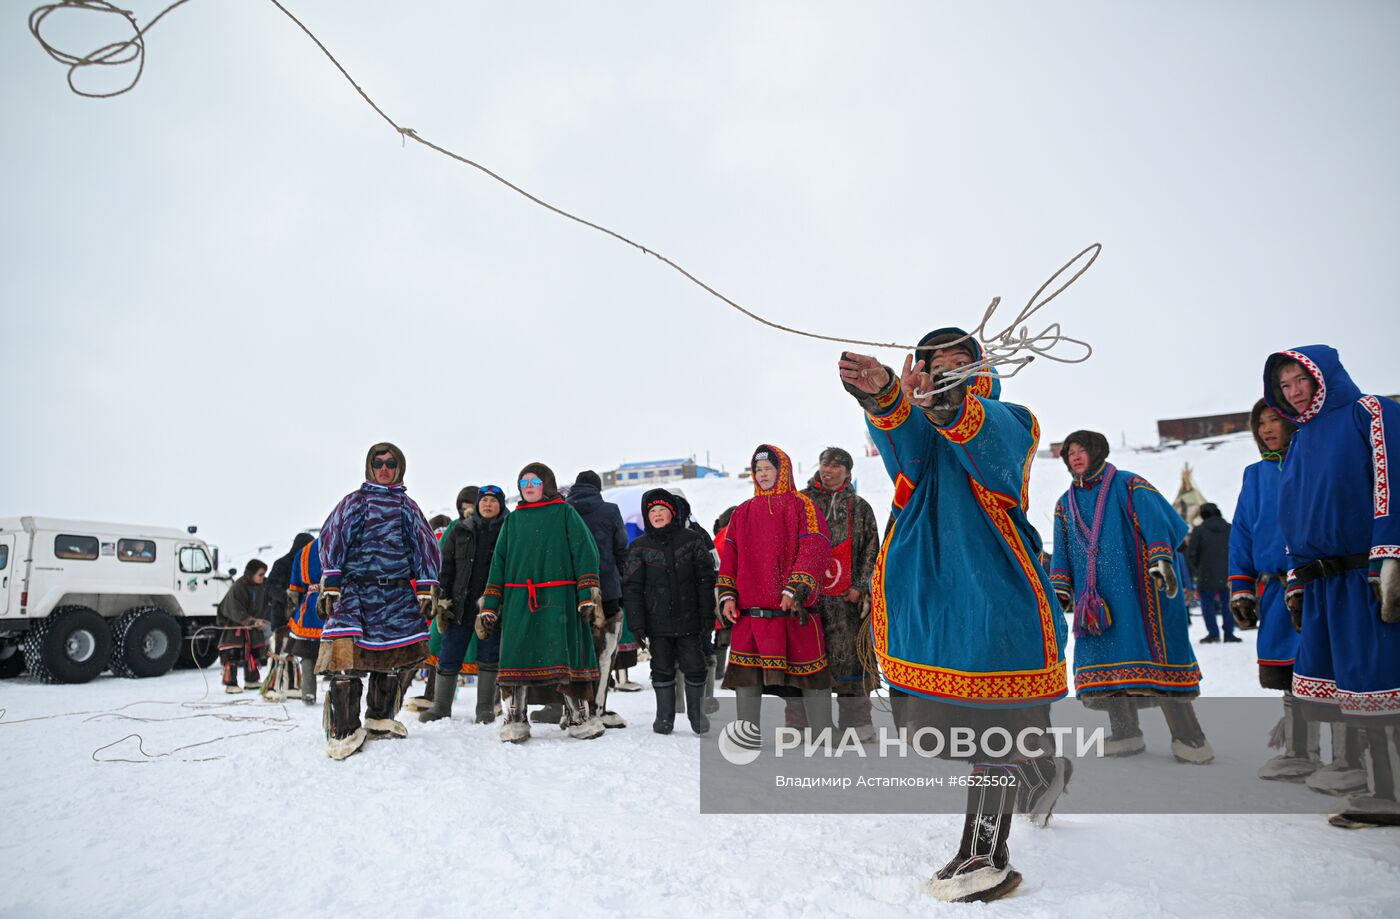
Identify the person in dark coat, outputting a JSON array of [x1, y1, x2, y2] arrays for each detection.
[[567, 470, 631, 729], [421, 485, 509, 724], [266, 533, 313, 641], [217, 559, 269, 694], [623, 488, 718, 734], [1187, 503, 1239, 643]]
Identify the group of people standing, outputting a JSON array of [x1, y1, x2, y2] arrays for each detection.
[[211, 331, 1397, 905], [836, 329, 1399, 902]]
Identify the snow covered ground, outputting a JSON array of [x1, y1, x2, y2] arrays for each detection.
[[3, 432, 1398, 918], [2, 634, 1399, 919]]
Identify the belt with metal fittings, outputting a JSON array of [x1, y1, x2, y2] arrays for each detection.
[[349, 576, 414, 590], [742, 607, 790, 619], [1291, 554, 1370, 585]]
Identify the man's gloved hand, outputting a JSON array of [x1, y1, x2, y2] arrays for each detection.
[[316, 584, 339, 619], [286, 592, 301, 619], [475, 608, 499, 640], [780, 590, 808, 625], [1149, 559, 1179, 599], [719, 598, 739, 625], [1055, 590, 1073, 616], [434, 596, 455, 625], [1286, 585, 1305, 632], [1378, 558, 1400, 624], [1230, 594, 1259, 630]]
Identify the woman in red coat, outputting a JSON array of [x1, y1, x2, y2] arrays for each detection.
[[718, 444, 833, 738]]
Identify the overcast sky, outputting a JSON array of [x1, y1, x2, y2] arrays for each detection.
[[3, 0, 1397, 564]]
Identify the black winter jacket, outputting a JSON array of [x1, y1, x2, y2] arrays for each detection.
[[623, 493, 718, 638], [567, 483, 629, 602], [438, 512, 507, 622], [1186, 516, 1232, 592]]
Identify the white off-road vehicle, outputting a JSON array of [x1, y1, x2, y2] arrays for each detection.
[[0, 517, 233, 683]]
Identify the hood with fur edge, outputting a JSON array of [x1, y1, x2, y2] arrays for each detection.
[[1263, 344, 1362, 426], [750, 444, 796, 497], [364, 442, 406, 485]]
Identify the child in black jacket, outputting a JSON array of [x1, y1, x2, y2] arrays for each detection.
[[623, 489, 717, 735]]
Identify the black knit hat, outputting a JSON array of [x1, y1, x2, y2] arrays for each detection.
[[517, 462, 559, 500], [1198, 503, 1222, 519], [819, 446, 854, 470], [1060, 430, 1110, 474], [574, 470, 603, 490]]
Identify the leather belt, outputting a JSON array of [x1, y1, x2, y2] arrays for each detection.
[[1291, 554, 1370, 584], [742, 607, 790, 619], [348, 576, 413, 589]]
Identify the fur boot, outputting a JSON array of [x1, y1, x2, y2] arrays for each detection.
[[564, 693, 605, 740], [364, 670, 409, 739], [1015, 755, 1074, 828], [837, 694, 875, 743], [1308, 723, 1370, 796], [1259, 693, 1321, 781], [402, 674, 435, 713], [418, 670, 458, 723], [324, 675, 366, 760], [1163, 700, 1215, 764], [1104, 699, 1146, 757], [924, 766, 1021, 902], [299, 657, 317, 706], [499, 686, 530, 743], [594, 618, 626, 729], [1329, 726, 1400, 828]]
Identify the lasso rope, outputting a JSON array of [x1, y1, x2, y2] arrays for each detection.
[[0, 624, 300, 763], [27, 0, 1099, 383]]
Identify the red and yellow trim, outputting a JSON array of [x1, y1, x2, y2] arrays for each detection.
[[868, 496, 1067, 704], [936, 394, 986, 445]]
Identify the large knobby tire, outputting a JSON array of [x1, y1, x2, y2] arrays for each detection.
[[0, 642, 24, 679], [109, 607, 182, 678], [22, 606, 113, 684], [176, 623, 221, 670]]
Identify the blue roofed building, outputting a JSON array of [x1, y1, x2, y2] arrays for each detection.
[[603, 457, 727, 487]]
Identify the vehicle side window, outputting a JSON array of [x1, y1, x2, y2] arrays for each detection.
[[118, 539, 157, 563], [179, 546, 211, 574], [55, 535, 99, 561], [0, 545, 8, 570]]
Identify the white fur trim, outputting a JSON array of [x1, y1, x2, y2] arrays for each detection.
[[1171, 738, 1216, 764], [500, 720, 531, 743], [923, 864, 1011, 902], [1104, 735, 1146, 757], [326, 728, 367, 761], [365, 718, 408, 738], [567, 716, 605, 740]]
